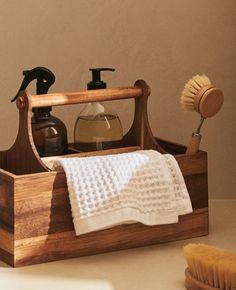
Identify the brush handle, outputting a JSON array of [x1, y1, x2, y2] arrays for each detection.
[[185, 268, 220, 290], [186, 132, 202, 154]]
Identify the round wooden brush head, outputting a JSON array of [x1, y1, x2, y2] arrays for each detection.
[[181, 74, 224, 118]]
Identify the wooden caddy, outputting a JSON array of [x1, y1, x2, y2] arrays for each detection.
[[0, 80, 208, 267]]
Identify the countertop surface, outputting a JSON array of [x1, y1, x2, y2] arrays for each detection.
[[0, 199, 235, 290]]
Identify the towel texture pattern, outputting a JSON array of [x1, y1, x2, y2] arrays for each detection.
[[54, 150, 192, 235]]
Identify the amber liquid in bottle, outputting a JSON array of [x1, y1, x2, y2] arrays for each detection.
[[74, 113, 123, 151], [32, 111, 68, 157]]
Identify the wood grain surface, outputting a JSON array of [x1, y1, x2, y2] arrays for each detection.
[[28, 86, 143, 108], [0, 171, 14, 266], [9, 148, 208, 266], [0, 81, 209, 267], [14, 208, 208, 267], [0, 146, 209, 267]]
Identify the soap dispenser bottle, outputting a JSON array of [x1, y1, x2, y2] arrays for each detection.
[[74, 68, 123, 151], [12, 67, 68, 157]]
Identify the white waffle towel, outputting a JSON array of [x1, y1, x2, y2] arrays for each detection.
[[54, 150, 192, 235]]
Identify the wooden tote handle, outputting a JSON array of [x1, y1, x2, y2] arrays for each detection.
[[5, 80, 165, 175], [16, 86, 144, 109]]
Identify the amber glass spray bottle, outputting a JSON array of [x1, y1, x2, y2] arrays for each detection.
[[11, 67, 68, 157]]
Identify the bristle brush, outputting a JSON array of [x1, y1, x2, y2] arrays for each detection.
[[184, 243, 236, 290], [180, 74, 224, 154]]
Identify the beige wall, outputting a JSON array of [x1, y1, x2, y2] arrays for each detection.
[[0, 0, 235, 198]]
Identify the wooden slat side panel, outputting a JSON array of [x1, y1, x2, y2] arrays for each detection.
[[15, 169, 208, 240], [14, 208, 208, 267], [157, 138, 187, 155], [0, 172, 14, 266], [12, 141, 208, 266], [0, 248, 14, 267], [15, 173, 73, 240], [0, 177, 14, 233], [0, 176, 14, 266], [176, 152, 208, 176], [15, 205, 74, 240], [0, 151, 7, 169], [185, 173, 208, 210], [14, 171, 66, 200], [0, 229, 14, 254]]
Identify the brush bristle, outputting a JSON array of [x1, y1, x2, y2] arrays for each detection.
[[180, 74, 212, 110], [184, 243, 236, 290]]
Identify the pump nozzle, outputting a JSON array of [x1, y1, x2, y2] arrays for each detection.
[[88, 68, 115, 90], [11, 66, 55, 102]]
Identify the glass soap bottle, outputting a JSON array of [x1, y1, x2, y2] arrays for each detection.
[[74, 68, 123, 151], [12, 67, 68, 157]]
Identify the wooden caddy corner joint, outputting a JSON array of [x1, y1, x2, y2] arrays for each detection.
[[0, 80, 209, 267]]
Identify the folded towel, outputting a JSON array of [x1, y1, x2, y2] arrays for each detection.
[[54, 150, 192, 235]]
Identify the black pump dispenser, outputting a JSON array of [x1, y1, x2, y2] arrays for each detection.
[[87, 68, 115, 90], [12, 67, 68, 157]]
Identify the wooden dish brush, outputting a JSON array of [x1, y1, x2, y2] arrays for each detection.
[[180, 75, 224, 154], [184, 243, 236, 290]]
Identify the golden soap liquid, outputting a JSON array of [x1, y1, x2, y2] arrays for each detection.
[[74, 114, 123, 151]]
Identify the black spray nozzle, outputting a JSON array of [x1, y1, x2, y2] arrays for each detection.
[[11, 66, 55, 102], [88, 68, 115, 90]]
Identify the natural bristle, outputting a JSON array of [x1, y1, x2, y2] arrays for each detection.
[[184, 243, 236, 289], [180, 74, 212, 111]]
